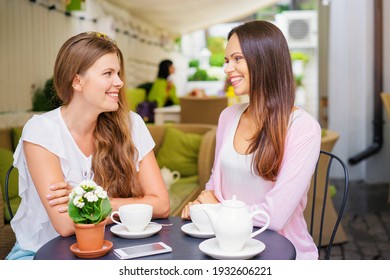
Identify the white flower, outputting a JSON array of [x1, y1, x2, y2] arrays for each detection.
[[73, 195, 85, 208], [74, 186, 85, 195], [69, 186, 85, 199], [95, 188, 108, 199], [84, 191, 99, 202]]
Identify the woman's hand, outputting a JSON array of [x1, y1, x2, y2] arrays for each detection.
[[46, 181, 73, 213], [181, 190, 219, 220], [181, 200, 200, 220], [197, 190, 219, 204]]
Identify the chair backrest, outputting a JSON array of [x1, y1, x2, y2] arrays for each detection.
[[5, 165, 15, 219], [179, 96, 228, 125], [307, 150, 349, 259]]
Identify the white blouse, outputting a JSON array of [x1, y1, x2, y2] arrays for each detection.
[[10, 108, 154, 252]]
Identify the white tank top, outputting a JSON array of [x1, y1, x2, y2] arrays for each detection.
[[219, 105, 273, 204]]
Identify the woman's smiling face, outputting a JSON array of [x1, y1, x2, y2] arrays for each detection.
[[77, 52, 124, 113], [224, 33, 250, 96]]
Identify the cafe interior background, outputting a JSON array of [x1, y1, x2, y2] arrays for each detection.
[[0, 0, 389, 234]]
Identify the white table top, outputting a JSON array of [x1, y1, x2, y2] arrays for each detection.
[[154, 105, 181, 113]]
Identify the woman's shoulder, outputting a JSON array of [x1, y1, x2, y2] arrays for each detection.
[[216, 103, 247, 134], [130, 111, 144, 126], [220, 103, 247, 119], [129, 111, 151, 135], [24, 108, 61, 131], [289, 107, 321, 135]]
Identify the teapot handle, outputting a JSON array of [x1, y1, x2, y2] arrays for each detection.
[[250, 210, 270, 238], [172, 171, 181, 183]]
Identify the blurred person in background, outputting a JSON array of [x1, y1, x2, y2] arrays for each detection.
[[148, 59, 180, 107]]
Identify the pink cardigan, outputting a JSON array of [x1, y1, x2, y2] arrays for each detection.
[[205, 103, 321, 260]]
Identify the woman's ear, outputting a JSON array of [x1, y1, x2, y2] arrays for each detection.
[[72, 75, 82, 91]]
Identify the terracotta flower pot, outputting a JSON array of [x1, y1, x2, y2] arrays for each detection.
[[74, 219, 106, 251]]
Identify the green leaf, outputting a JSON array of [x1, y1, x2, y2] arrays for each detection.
[[68, 203, 87, 223], [100, 198, 112, 221]]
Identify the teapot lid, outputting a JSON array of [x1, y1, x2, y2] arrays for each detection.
[[222, 195, 245, 208]]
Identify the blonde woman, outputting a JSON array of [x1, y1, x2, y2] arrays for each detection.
[[7, 32, 169, 259]]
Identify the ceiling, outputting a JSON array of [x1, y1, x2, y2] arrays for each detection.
[[105, 0, 280, 36]]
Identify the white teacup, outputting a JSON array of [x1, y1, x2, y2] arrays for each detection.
[[110, 204, 152, 232], [190, 203, 221, 232]]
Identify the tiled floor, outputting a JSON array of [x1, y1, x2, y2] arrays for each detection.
[[325, 180, 390, 260]]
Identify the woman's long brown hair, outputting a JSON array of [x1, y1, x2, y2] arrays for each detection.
[[53, 32, 143, 198], [228, 21, 296, 182]]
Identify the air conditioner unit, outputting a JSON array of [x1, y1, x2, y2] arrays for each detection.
[[274, 10, 318, 49]]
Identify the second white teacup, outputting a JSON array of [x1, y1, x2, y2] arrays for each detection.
[[110, 204, 152, 232], [190, 203, 221, 232]]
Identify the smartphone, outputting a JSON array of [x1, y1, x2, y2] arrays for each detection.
[[114, 242, 172, 259]]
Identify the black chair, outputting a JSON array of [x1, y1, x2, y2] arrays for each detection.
[[308, 150, 349, 259], [5, 165, 15, 219]]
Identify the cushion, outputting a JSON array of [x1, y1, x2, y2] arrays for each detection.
[[12, 127, 23, 150], [168, 175, 199, 216], [0, 148, 20, 222], [156, 127, 202, 177]]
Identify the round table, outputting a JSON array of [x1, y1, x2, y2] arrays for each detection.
[[34, 217, 296, 260]]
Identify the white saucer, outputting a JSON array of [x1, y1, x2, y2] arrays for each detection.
[[181, 223, 215, 238], [199, 238, 265, 260], [110, 224, 162, 239]]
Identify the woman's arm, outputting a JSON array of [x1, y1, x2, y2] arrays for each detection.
[[24, 141, 75, 237], [110, 150, 170, 218], [249, 124, 321, 231]]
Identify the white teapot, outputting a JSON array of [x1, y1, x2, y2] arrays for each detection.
[[202, 195, 270, 252], [160, 166, 181, 189]]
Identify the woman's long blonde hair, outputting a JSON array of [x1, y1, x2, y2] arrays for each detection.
[[228, 21, 296, 182], [53, 32, 143, 198]]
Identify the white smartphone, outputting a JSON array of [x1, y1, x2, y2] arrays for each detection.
[[114, 242, 172, 259]]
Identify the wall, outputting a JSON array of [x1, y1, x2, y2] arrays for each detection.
[[0, 0, 183, 115], [328, 0, 390, 182]]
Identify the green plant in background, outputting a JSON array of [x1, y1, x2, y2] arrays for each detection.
[[209, 53, 225, 67], [207, 37, 225, 53], [188, 68, 218, 81], [297, 0, 317, 10], [290, 51, 310, 88], [290, 51, 310, 64], [188, 59, 200, 68], [294, 74, 304, 87], [207, 37, 225, 67], [32, 78, 62, 111]]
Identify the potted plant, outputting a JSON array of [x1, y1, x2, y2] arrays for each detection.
[[32, 77, 62, 112], [68, 179, 112, 252]]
